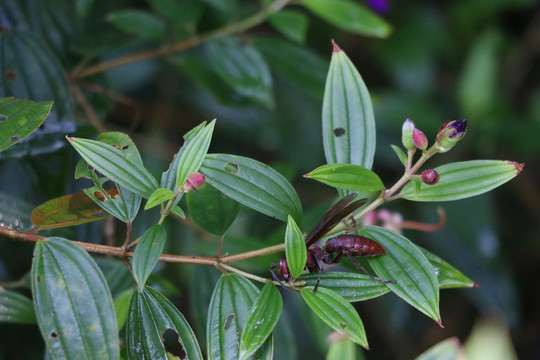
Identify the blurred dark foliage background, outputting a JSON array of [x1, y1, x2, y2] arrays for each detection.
[[1, 0, 539, 358]]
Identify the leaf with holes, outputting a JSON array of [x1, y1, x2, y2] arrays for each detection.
[[200, 154, 303, 223], [284, 215, 307, 279], [69, 137, 158, 199], [298, 272, 390, 302], [301, 286, 368, 348], [321, 41, 376, 176], [239, 283, 282, 360], [0, 289, 36, 324], [304, 163, 384, 192], [421, 247, 476, 289], [0, 98, 53, 152], [127, 286, 203, 360], [361, 226, 441, 323], [132, 225, 166, 289], [186, 183, 241, 237], [400, 160, 523, 202], [30, 191, 113, 232], [175, 119, 215, 189], [31, 237, 119, 359], [207, 274, 273, 360]]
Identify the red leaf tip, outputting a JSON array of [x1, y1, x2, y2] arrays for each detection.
[[331, 39, 342, 53], [437, 318, 444, 328], [65, 135, 73, 143], [472, 283, 480, 288], [509, 161, 524, 174]]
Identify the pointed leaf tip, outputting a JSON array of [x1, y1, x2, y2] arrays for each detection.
[[437, 319, 444, 328], [331, 39, 342, 52], [510, 161, 524, 174], [65, 136, 73, 143]]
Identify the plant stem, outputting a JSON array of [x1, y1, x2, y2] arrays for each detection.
[[75, 0, 292, 78], [218, 263, 274, 285]]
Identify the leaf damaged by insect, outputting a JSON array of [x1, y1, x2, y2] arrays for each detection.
[[223, 161, 239, 174], [162, 328, 187, 359], [333, 127, 346, 137], [223, 313, 236, 331]]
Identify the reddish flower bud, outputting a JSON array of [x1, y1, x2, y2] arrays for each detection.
[[421, 169, 440, 185], [402, 118, 415, 151], [413, 129, 428, 151], [184, 172, 205, 192], [435, 119, 467, 152]]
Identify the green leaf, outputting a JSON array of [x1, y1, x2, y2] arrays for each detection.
[[268, 10, 309, 44], [302, 0, 391, 38], [114, 289, 133, 332], [400, 160, 523, 202], [322, 42, 376, 172], [326, 338, 357, 360], [30, 191, 112, 231], [415, 337, 463, 360], [186, 183, 241, 237], [170, 205, 185, 218], [421, 247, 476, 289], [207, 274, 272, 360], [200, 153, 303, 223], [361, 226, 441, 323], [239, 283, 282, 360], [304, 163, 385, 192], [176, 119, 216, 188], [132, 225, 166, 289], [127, 286, 203, 360], [284, 215, 307, 279], [147, 0, 204, 25], [391, 144, 408, 167], [0, 98, 53, 152], [0, 289, 36, 324], [31, 237, 119, 359], [298, 272, 390, 302], [107, 10, 166, 39], [206, 36, 274, 107], [69, 137, 159, 199], [145, 188, 176, 210], [301, 287, 367, 348]]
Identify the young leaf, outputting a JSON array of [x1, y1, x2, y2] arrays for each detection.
[[30, 191, 112, 232], [106, 10, 166, 39], [302, 0, 391, 38], [298, 272, 390, 302], [361, 226, 441, 323], [268, 10, 309, 44], [32, 237, 119, 359], [186, 183, 241, 237], [200, 153, 303, 223], [132, 225, 166, 289], [207, 274, 272, 360], [239, 283, 283, 360], [176, 119, 216, 189], [170, 205, 185, 218], [321, 41, 376, 171], [421, 247, 476, 289], [304, 163, 385, 192], [0, 97, 53, 152], [415, 337, 463, 360], [400, 160, 524, 202], [284, 215, 307, 279], [68, 137, 159, 199], [206, 36, 274, 107], [390, 144, 408, 167], [127, 286, 203, 360], [0, 289, 36, 324], [145, 188, 176, 210], [301, 287, 368, 348], [114, 289, 133, 332]]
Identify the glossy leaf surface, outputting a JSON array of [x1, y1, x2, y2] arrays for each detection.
[[0, 97, 53, 152], [132, 225, 166, 289], [239, 283, 282, 360], [321, 42, 376, 171], [0, 290, 36, 324], [400, 160, 523, 202], [361, 226, 441, 323], [301, 286, 367, 348], [304, 163, 385, 192], [31, 237, 119, 359], [127, 286, 202, 360], [200, 153, 303, 223]]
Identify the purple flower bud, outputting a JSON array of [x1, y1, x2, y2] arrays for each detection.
[[184, 172, 205, 192], [421, 169, 440, 185], [366, 0, 390, 14], [435, 119, 467, 152], [413, 129, 428, 151], [402, 118, 415, 151]]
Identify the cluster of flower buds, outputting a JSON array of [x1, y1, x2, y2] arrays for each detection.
[[402, 118, 429, 151], [362, 209, 404, 233], [183, 172, 206, 192]]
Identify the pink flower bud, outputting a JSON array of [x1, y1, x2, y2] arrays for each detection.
[[401, 118, 415, 151], [413, 129, 428, 150], [435, 119, 467, 152], [421, 169, 440, 185], [184, 172, 205, 191]]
